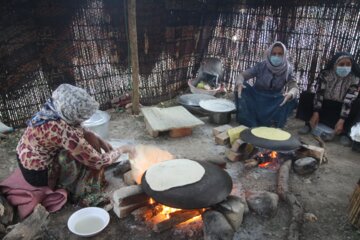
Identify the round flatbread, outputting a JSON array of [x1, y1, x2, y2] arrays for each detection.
[[251, 127, 291, 141], [145, 159, 205, 191]]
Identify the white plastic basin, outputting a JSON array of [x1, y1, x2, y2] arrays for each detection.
[[82, 110, 110, 139], [67, 207, 110, 237]]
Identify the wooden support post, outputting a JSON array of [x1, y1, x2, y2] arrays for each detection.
[[128, 0, 140, 115]]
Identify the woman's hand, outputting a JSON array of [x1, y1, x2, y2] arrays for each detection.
[[84, 130, 113, 153], [279, 93, 293, 106], [309, 112, 320, 129], [235, 75, 245, 98], [334, 119, 345, 135]]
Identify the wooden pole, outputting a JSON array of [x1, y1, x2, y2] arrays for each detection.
[[127, 0, 140, 114]]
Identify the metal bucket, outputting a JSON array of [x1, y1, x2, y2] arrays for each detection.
[[209, 112, 231, 124]]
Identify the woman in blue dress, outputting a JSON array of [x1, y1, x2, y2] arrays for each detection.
[[234, 41, 298, 128]]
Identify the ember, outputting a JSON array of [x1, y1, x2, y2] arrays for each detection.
[[147, 198, 204, 232], [256, 150, 281, 170]]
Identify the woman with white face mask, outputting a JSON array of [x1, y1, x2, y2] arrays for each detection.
[[297, 52, 360, 146], [234, 41, 299, 128]]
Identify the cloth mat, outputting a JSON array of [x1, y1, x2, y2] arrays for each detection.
[[0, 168, 67, 219]]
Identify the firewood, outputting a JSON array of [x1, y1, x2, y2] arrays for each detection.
[[152, 210, 200, 233], [3, 204, 49, 240], [131, 206, 154, 222], [277, 160, 304, 240], [296, 144, 325, 164], [313, 135, 329, 163], [277, 160, 291, 200], [113, 160, 131, 176], [348, 179, 360, 229]]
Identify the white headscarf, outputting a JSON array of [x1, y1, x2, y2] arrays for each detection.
[[265, 41, 291, 78], [52, 84, 99, 125]]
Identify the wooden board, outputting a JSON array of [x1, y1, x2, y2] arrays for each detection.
[[141, 106, 204, 135]]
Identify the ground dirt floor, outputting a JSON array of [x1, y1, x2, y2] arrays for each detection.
[[0, 107, 359, 240]]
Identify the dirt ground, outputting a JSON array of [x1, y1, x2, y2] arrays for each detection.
[[0, 107, 360, 240]]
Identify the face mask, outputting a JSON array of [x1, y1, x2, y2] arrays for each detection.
[[270, 56, 283, 66], [336, 66, 351, 77]]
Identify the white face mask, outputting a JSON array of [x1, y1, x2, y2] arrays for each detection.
[[336, 66, 351, 77]]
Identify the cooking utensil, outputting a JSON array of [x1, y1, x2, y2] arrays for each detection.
[[178, 93, 216, 107], [141, 160, 232, 209], [199, 99, 235, 124], [240, 128, 301, 151]]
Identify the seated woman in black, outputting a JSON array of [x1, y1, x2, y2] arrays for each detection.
[[297, 52, 360, 146]]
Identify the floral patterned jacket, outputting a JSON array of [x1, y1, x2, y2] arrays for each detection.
[[17, 119, 120, 171]]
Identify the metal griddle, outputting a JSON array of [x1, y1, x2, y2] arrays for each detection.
[[141, 160, 233, 209], [240, 128, 301, 151]]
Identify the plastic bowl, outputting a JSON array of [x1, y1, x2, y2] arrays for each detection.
[[188, 79, 220, 96], [67, 207, 110, 237], [82, 110, 110, 139]]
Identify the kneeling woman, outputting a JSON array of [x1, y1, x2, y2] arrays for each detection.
[[235, 41, 299, 128], [16, 84, 134, 205], [297, 52, 360, 145]]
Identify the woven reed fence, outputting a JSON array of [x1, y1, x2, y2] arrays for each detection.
[[0, 0, 359, 127]]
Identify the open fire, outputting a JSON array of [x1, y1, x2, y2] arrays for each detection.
[[129, 197, 206, 233], [256, 150, 282, 170]]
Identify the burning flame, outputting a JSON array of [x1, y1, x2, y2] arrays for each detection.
[[258, 161, 271, 168], [162, 206, 182, 219], [148, 198, 204, 224], [269, 151, 277, 158], [178, 215, 202, 225], [149, 198, 181, 220], [258, 151, 278, 168]]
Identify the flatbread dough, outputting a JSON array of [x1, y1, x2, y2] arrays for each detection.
[[251, 127, 291, 141], [145, 159, 205, 191]]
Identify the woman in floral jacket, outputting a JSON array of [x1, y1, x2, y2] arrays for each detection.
[[16, 84, 134, 205]]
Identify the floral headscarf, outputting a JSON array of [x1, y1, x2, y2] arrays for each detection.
[[28, 84, 99, 127]]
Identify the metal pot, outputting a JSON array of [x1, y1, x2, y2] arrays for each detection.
[[209, 111, 232, 124]]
